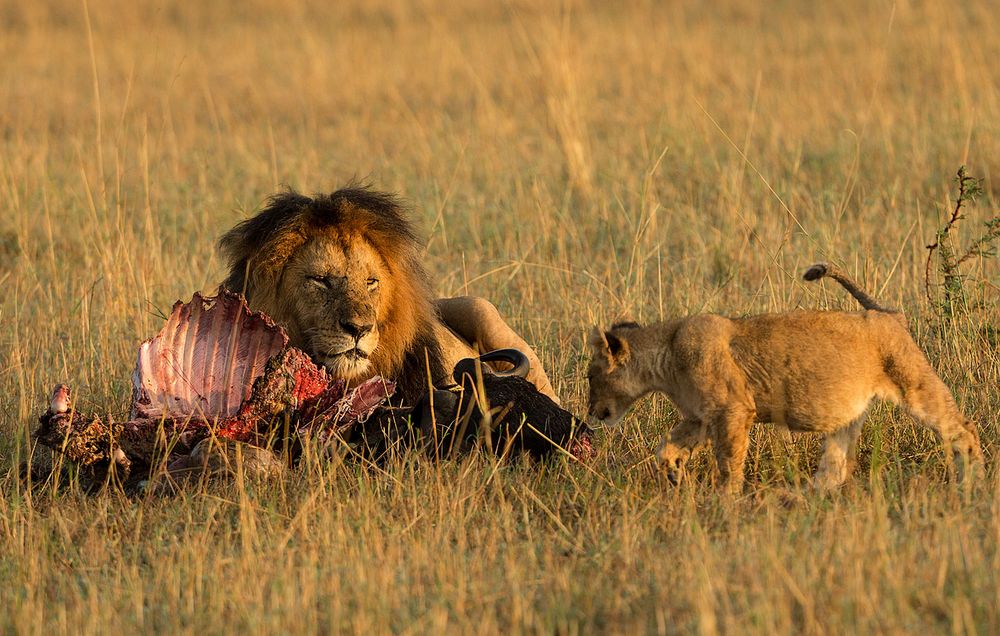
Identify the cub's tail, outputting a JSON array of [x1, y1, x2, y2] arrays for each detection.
[[803, 262, 895, 313]]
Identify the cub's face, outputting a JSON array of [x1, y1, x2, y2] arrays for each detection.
[[586, 327, 645, 427], [275, 233, 394, 380]]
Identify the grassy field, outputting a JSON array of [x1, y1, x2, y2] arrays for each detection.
[[2, 0, 999, 632]]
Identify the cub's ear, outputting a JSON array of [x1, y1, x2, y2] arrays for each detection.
[[605, 331, 630, 364], [589, 326, 609, 351], [588, 326, 630, 367], [588, 326, 612, 366]]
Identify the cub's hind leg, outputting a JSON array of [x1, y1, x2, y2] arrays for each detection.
[[885, 346, 984, 482], [904, 390, 983, 483], [708, 406, 755, 493], [813, 412, 866, 490], [657, 418, 707, 486]]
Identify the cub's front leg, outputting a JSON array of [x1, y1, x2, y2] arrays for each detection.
[[656, 418, 708, 485]]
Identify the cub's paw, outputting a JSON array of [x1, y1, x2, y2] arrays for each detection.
[[656, 440, 689, 486]]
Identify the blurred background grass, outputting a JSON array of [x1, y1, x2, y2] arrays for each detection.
[[0, 0, 998, 632]]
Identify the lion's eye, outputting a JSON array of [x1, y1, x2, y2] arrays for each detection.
[[307, 275, 331, 289], [366, 277, 379, 291]]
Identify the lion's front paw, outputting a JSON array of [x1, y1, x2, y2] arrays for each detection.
[[656, 440, 688, 486]]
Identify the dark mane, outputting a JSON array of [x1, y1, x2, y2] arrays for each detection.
[[219, 185, 419, 294]]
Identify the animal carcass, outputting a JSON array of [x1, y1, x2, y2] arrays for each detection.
[[34, 292, 394, 490], [32, 292, 593, 492]]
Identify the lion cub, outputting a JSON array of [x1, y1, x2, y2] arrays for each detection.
[[586, 263, 983, 491]]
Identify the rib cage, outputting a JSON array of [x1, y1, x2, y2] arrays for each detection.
[[130, 291, 289, 420]]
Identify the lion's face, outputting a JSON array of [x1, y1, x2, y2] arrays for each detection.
[[586, 327, 645, 427], [586, 362, 642, 427], [220, 187, 447, 401], [276, 233, 393, 380]]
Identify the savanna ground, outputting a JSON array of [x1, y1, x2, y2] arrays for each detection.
[[1, 0, 999, 633]]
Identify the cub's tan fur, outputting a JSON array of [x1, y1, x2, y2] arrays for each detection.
[[587, 262, 983, 491], [219, 186, 558, 404]]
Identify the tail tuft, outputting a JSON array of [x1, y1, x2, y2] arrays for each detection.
[[802, 260, 895, 313], [802, 263, 829, 282]]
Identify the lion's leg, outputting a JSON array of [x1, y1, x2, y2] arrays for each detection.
[[434, 296, 560, 404], [885, 350, 984, 483], [902, 388, 983, 483], [813, 412, 866, 490], [657, 418, 707, 486], [708, 407, 754, 493]]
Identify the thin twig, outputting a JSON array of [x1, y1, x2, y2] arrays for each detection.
[[924, 166, 976, 311]]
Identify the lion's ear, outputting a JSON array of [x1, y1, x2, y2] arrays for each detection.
[[589, 327, 630, 367], [605, 331, 630, 365], [588, 326, 608, 351]]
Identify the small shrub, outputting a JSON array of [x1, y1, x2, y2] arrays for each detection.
[[924, 166, 1000, 320]]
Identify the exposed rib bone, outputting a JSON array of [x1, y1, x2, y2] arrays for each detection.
[[130, 291, 288, 421]]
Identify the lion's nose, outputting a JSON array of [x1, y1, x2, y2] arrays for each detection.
[[587, 405, 610, 421], [340, 320, 374, 339]]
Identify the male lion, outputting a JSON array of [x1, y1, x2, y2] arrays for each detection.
[[219, 186, 559, 405], [586, 263, 984, 491]]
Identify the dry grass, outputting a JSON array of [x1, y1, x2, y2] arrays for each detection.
[[1, 0, 999, 632]]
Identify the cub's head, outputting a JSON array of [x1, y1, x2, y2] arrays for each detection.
[[586, 322, 647, 427], [219, 187, 435, 383]]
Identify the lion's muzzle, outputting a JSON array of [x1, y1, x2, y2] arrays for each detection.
[[314, 324, 379, 380], [321, 350, 373, 379]]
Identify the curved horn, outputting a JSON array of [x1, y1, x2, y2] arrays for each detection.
[[452, 349, 531, 386], [479, 348, 530, 378]]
